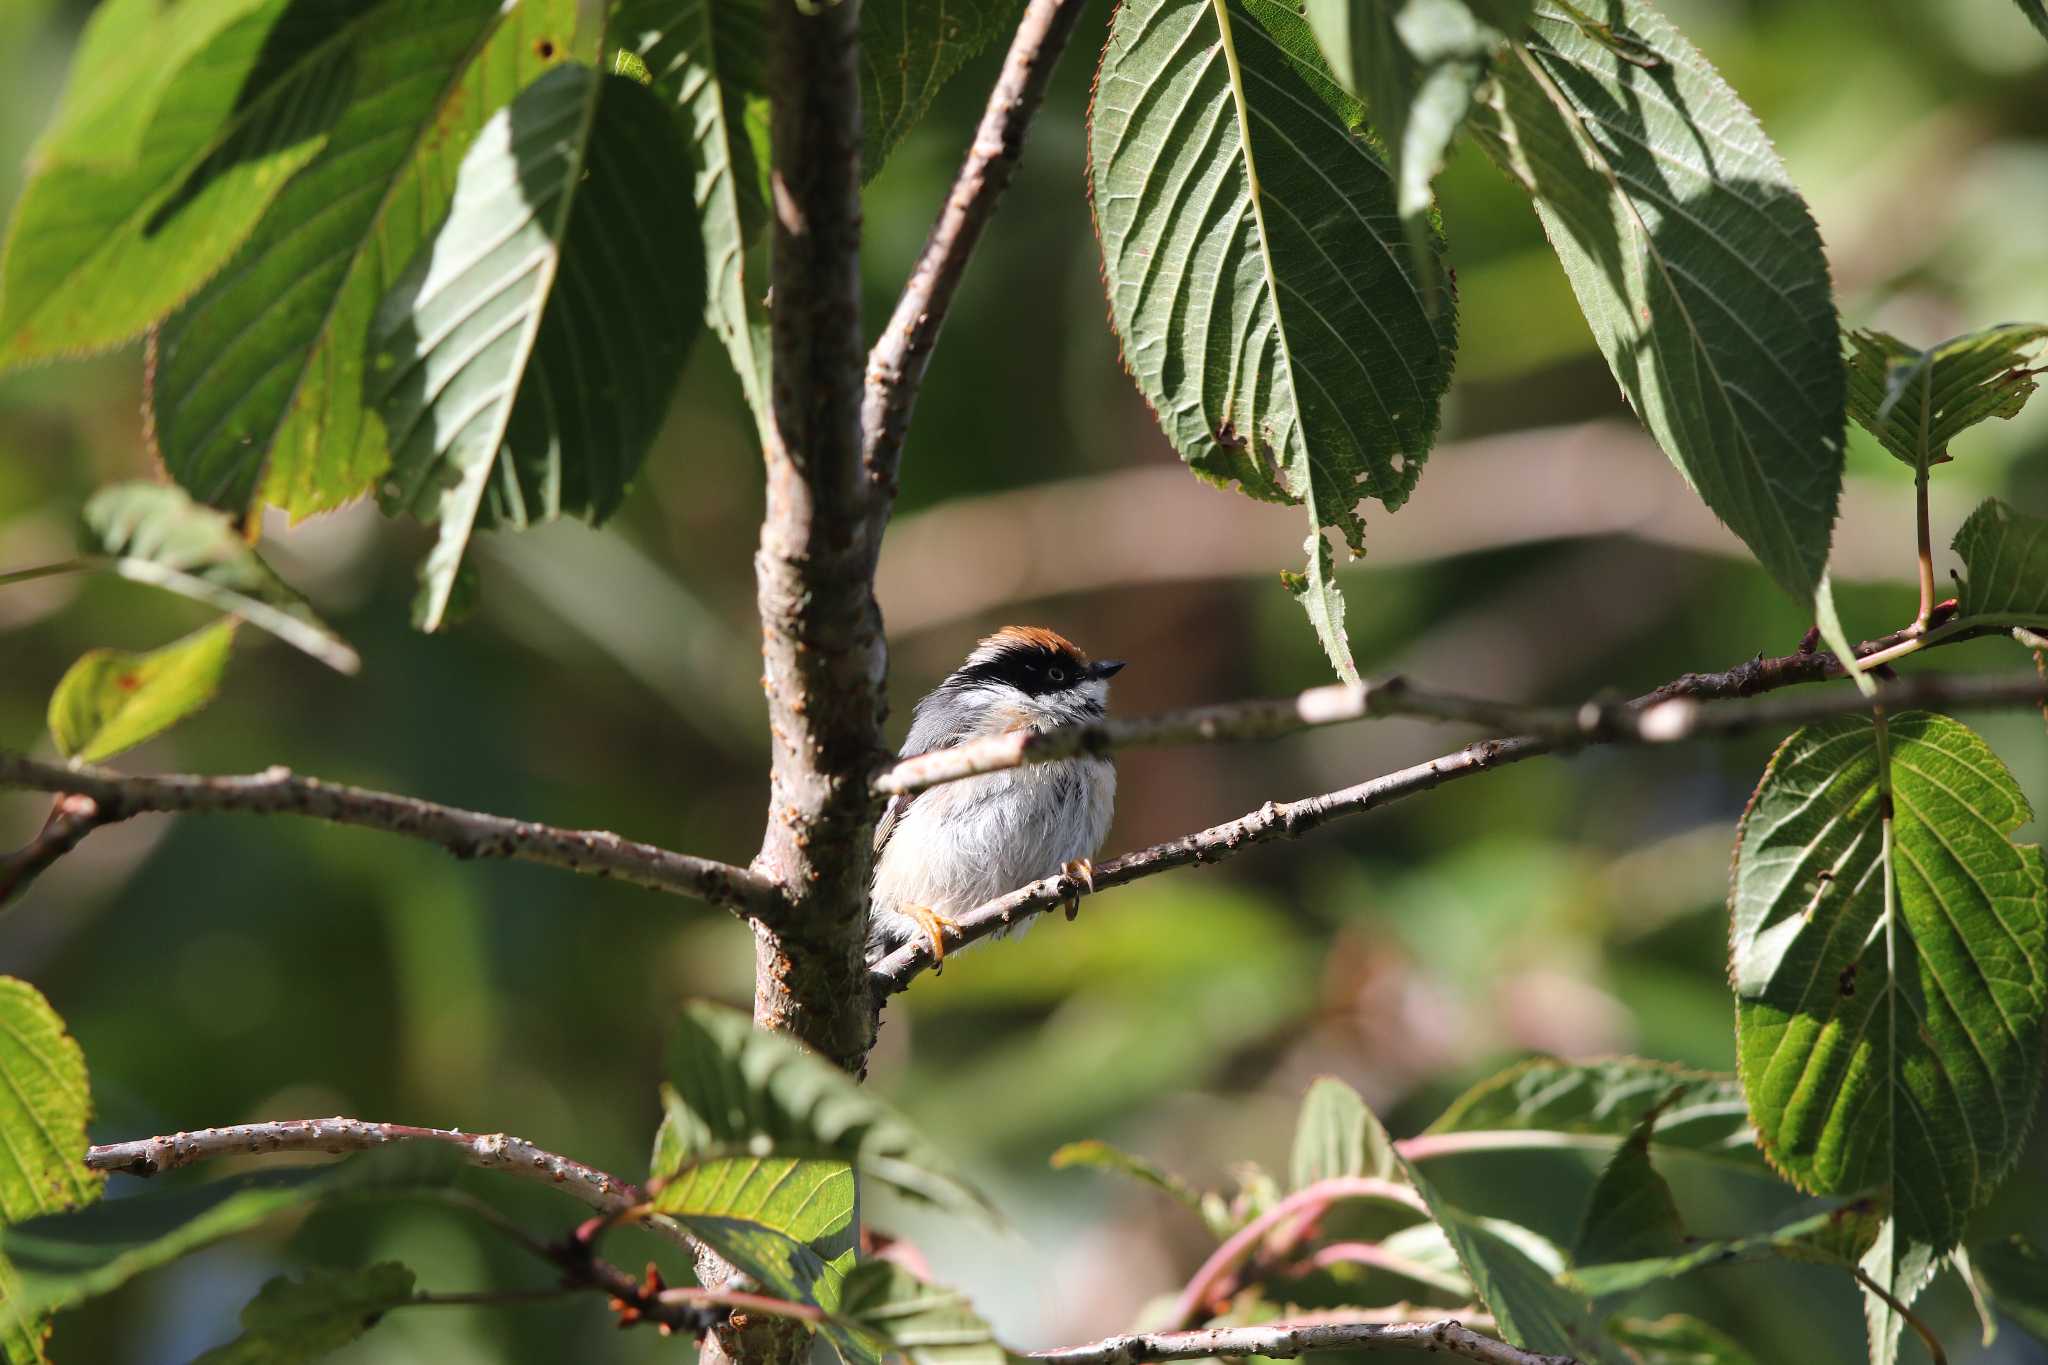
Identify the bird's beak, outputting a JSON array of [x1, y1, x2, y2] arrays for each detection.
[[1090, 659, 1126, 680]]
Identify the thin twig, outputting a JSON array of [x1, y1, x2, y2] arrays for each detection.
[[0, 794, 113, 906], [1852, 1266, 1950, 1365], [868, 623, 2034, 992], [0, 755, 780, 917], [1028, 1320, 1576, 1365], [861, 0, 1089, 498]]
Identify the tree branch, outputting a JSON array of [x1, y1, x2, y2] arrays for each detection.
[[0, 794, 112, 905], [0, 754, 780, 917], [861, 0, 1089, 495], [868, 623, 2038, 992], [1028, 1320, 1575, 1365]]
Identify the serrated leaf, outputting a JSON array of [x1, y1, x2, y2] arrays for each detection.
[[47, 619, 238, 764], [1048, 1141, 1207, 1214], [1608, 1314, 1764, 1365], [1974, 1234, 2048, 1344], [148, 0, 574, 521], [0, 981, 100, 1226], [1425, 1057, 1762, 1171], [839, 1262, 1004, 1365], [1860, 1223, 1936, 1365], [191, 1262, 417, 1365], [1845, 324, 2048, 472], [862, 0, 1027, 179], [1, 1147, 459, 1331], [1571, 1106, 1684, 1270], [1465, 0, 1844, 600], [656, 1004, 993, 1224], [80, 483, 357, 672], [1090, 0, 1457, 682], [370, 62, 705, 631], [1732, 714, 2048, 1252], [0, 0, 367, 365], [1567, 1201, 1881, 1299], [1952, 498, 2048, 625], [1291, 1076, 1397, 1189]]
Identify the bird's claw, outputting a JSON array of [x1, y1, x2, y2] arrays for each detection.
[[903, 904, 960, 965], [1061, 859, 1096, 921]]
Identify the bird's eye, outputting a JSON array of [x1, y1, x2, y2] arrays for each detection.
[[1048, 666, 1066, 683]]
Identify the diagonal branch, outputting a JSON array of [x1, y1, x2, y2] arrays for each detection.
[[868, 625, 2042, 992], [1028, 1320, 1575, 1365], [0, 793, 114, 905], [0, 753, 780, 917], [861, 0, 1090, 500]]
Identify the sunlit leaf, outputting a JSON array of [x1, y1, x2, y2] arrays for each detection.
[[148, 0, 575, 522], [369, 62, 705, 631], [1090, 0, 1457, 681], [658, 1003, 993, 1224], [47, 620, 238, 764], [839, 1261, 1004, 1365], [1291, 1075, 1397, 1189], [0, 0, 365, 365], [1731, 714, 2047, 1251], [1049, 1141, 1206, 1215], [1952, 499, 2048, 625], [0, 981, 100, 1226], [191, 1262, 416, 1364], [1974, 1234, 2048, 1344], [1845, 324, 2048, 472], [1860, 1223, 1936, 1365], [1465, 0, 1844, 599], [80, 483, 357, 673]]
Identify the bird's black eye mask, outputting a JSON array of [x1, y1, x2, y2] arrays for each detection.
[[952, 646, 1120, 697]]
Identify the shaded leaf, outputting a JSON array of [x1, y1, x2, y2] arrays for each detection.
[[1731, 713, 2047, 1251], [80, 483, 357, 673], [839, 1261, 1004, 1365], [1608, 1314, 1764, 1365], [191, 1262, 416, 1364], [2018, 0, 2048, 43], [1952, 498, 2048, 624], [1845, 324, 2048, 472], [148, 0, 574, 522], [1425, 1056, 1761, 1171], [1567, 1200, 1881, 1299], [0, 0, 365, 365], [47, 620, 239, 763], [370, 63, 705, 630], [1291, 1076, 1397, 1189], [1571, 1106, 1684, 1270], [1974, 1234, 2048, 1344], [1466, 0, 1844, 599], [1048, 1140, 1206, 1215], [1090, 0, 1457, 681], [658, 1003, 992, 1224], [861, 0, 1027, 179]]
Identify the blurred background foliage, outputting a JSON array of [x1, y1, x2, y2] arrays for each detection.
[[2, 0, 2046, 1360]]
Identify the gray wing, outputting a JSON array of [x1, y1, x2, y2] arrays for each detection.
[[874, 697, 967, 859]]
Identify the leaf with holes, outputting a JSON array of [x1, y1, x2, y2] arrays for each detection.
[[1424, 1056, 1762, 1172], [80, 483, 356, 672], [47, 620, 238, 764], [1090, 0, 1457, 682], [657, 1003, 992, 1223], [1465, 0, 1843, 600], [191, 1263, 417, 1365], [1731, 713, 2047, 1252], [1845, 324, 2048, 472], [839, 1262, 1003, 1365], [1952, 499, 2048, 626], [370, 62, 705, 631], [147, 0, 575, 522], [0, 0, 367, 366]]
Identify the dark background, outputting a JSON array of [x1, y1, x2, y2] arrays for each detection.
[[3, 0, 2047, 1359]]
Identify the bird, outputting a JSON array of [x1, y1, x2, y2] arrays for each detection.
[[868, 626, 1124, 965]]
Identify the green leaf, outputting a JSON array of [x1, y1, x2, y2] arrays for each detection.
[[1571, 1107, 1684, 1270], [839, 1261, 1004, 1365], [657, 1003, 993, 1224], [861, 0, 1027, 179], [1952, 499, 2048, 625], [1425, 1056, 1762, 1171], [1048, 1140, 1207, 1215], [80, 483, 357, 673], [0, 981, 98, 1365], [1291, 1075, 1397, 1189], [1731, 713, 2048, 1251], [1567, 1201, 1881, 1299], [1090, 0, 1457, 682], [1860, 1223, 1936, 1365], [0, 0, 366, 365], [148, 0, 574, 522], [1974, 1234, 2048, 1344], [2017, 0, 2048, 42], [1845, 324, 2048, 472], [1, 1147, 458, 1329], [369, 63, 705, 631], [1465, 0, 1844, 600], [1608, 1315, 1764, 1365], [191, 1262, 417, 1364], [618, 0, 770, 426], [47, 620, 239, 764]]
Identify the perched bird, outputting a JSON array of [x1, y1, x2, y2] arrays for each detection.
[[868, 626, 1124, 964]]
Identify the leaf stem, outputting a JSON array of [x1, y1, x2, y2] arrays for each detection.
[[1852, 1264, 1950, 1365], [0, 557, 98, 588]]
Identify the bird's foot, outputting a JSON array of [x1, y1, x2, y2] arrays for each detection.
[[902, 904, 961, 963], [1061, 858, 1096, 921]]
